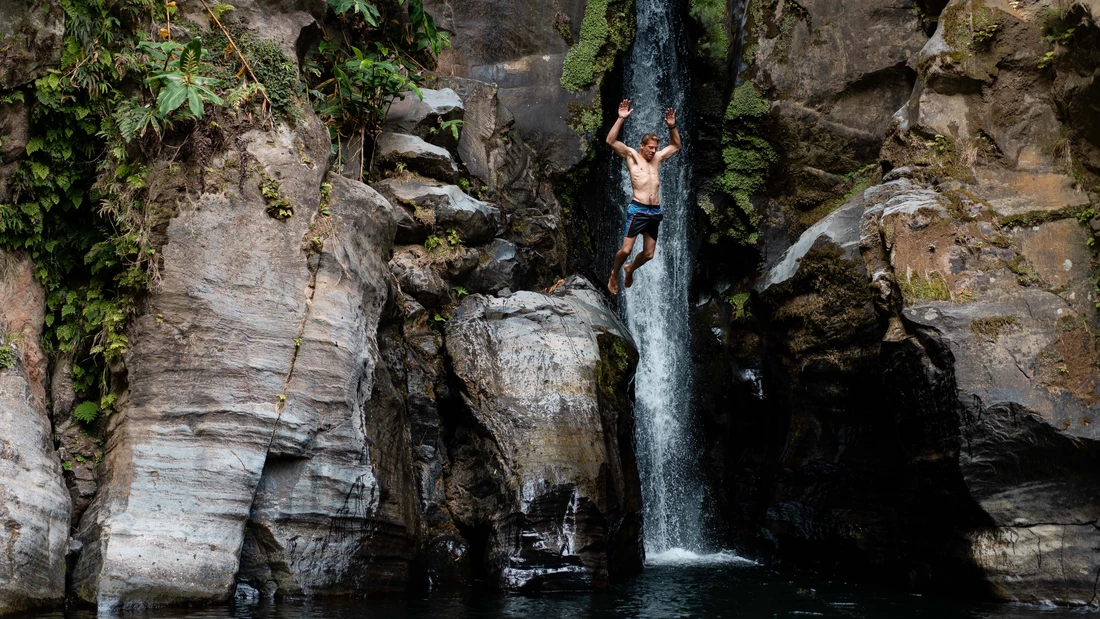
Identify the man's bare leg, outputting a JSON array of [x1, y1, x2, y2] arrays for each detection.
[[608, 236, 637, 295], [624, 233, 657, 289]]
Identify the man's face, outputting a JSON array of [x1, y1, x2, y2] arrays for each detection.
[[640, 139, 659, 161]]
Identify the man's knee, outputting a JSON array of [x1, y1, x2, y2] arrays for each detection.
[[642, 248, 655, 260]]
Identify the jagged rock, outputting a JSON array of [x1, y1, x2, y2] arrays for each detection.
[[0, 249, 70, 616], [444, 275, 643, 591], [373, 178, 501, 245], [375, 132, 461, 182], [435, 77, 570, 286], [385, 88, 464, 150], [464, 239, 518, 294]]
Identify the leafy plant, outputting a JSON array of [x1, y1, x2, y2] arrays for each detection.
[[73, 400, 100, 423], [424, 234, 443, 252], [446, 227, 461, 248], [0, 346, 13, 370], [440, 118, 463, 140], [452, 285, 469, 298], [143, 38, 225, 118]]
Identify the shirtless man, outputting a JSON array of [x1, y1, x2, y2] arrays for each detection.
[[606, 98, 681, 295]]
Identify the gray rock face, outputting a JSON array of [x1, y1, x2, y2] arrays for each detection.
[[373, 178, 501, 245], [0, 0, 64, 90], [375, 132, 461, 181], [0, 250, 70, 615], [422, 0, 594, 172], [237, 174, 417, 596], [71, 111, 415, 608], [444, 276, 643, 591]]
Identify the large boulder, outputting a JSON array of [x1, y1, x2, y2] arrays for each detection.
[[375, 132, 461, 182], [443, 276, 643, 590], [385, 88, 465, 151], [0, 250, 70, 615]]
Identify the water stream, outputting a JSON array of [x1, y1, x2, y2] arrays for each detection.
[[616, 0, 708, 556]]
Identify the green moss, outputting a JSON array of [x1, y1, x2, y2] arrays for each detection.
[[722, 291, 752, 321], [899, 270, 951, 302], [998, 204, 1093, 229], [595, 333, 637, 405], [208, 27, 303, 119], [565, 93, 602, 136], [561, 0, 636, 92], [1006, 256, 1042, 287], [690, 0, 729, 65], [700, 83, 776, 246], [260, 173, 293, 220], [970, 315, 1019, 339]]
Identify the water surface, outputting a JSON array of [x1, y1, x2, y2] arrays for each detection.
[[40, 555, 1096, 619]]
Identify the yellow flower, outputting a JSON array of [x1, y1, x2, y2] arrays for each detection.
[[159, 27, 170, 38]]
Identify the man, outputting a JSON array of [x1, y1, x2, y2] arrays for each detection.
[[605, 98, 681, 295]]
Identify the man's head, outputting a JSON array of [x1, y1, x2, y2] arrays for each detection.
[[639, 133, 659, 161]]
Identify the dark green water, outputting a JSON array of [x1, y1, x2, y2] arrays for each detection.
[[37, 557, 1098, 618]]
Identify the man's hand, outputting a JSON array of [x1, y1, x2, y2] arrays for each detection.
[[619, 99, 634, 119], [665, 108, 677, 127]]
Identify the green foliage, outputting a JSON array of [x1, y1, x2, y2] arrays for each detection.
[[899, 270, 951, 302], [1038, 50, 1056, 69], [446, 227, 461, 248], [72, 400, 100, 423], [452, 285, 469, 298], [424, 234, 443, 252], [330, 0, 382, 26], [261, 174, 293, 219], [305, 0, 447, 154], [440, 118, 463, 140], [560, 0, 635, 92], [700, 83, 776, 246], [0, 346, 13, 370], [144, 38, 224, 117], [722, 291, 751, 321]]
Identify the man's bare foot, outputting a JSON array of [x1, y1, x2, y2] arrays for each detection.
[[608, 273, 619, 295], [624, 265, 635, 289]]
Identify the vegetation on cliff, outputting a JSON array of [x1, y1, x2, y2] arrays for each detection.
[[0, 0, 444, 423]]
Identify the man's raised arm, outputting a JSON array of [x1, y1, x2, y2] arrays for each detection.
[[606, 99, 634, 159], [657, 107, 680, 160]]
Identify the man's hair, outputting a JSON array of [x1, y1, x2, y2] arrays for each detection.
[[640, 133, 660, 146]]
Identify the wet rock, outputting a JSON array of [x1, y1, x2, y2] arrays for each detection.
[[375, 132, 461, 182], [0, 250, 70, 615], [444, 275, 643, 590], [373, 178, 501, 245]]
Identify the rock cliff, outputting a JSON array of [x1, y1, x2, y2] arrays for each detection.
[[695, 0, 1100, 603]]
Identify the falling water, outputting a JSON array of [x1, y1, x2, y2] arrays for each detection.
[[616, 0, 707, 555]]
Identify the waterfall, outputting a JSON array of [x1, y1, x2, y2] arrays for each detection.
[[616, 0, 708, 555]]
